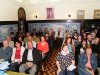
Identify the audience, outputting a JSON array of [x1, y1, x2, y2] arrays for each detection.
[[0, 27, 99, 75]]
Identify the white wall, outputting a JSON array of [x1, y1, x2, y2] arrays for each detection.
[[0, 0, 23, 21], [24, 0, 100, 20], [0, 0, 100, 21]]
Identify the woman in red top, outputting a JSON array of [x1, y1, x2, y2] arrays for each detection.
[[37, 36, 49, 58], [37, 36, 49, 71]]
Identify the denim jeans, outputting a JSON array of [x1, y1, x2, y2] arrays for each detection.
[[58, 69, 75, 75], [9, 62, 20, 72], [78, 67, 92, 75]]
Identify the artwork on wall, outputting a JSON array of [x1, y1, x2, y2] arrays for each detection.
[[28, 22, 81, 37], [47, 8, 54, 19], [94, 9, 100, 19], [18, 7, 26, 20], [77, 10, 84, 19], [0, 24, 18, 42]]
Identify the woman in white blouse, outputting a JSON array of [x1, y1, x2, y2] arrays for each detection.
[[9, 40, 25, 71]]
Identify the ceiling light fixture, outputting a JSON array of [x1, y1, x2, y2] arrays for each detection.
[[17, 0, 24, 2]]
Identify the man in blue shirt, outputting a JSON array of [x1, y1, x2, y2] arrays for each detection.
[[0, 40, 12, 62]]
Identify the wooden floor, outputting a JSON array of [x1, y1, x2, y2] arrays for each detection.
[[38, 49, 60, 75]]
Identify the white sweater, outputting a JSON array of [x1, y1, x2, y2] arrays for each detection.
[[11, 46, 25, 63]]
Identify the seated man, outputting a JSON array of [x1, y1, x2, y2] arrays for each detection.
[[6, 36, 14, 48], [0, 40, 12, 62], [19, 41, 42, 75]]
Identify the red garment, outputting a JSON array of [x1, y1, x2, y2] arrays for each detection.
[[37, 42, 49, 53], [15, 49, 21, 59]]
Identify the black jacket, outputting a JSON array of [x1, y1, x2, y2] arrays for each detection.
[[22, 48, 42, 65], [91, 44, 100, 55]]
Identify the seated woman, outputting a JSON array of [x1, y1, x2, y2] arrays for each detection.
[[37, 36, 49, 71], [78, 46, 98, 75], [37, 36, 49, 58], [75, 39, 86, 65], [64, 37, 75, 54], [18, 36, 24, 47], [56, 44, 75, 75], [9, 40, 25, 71]]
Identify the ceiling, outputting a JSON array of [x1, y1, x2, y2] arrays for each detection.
[[16, 0, 59, 3], [15, 0, 99, 4]]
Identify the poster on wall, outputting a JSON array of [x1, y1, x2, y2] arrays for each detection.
[[47, 8, 54, 19], [0, 24, 18, 42], [28, 22, 81, 37], [94, 9, 100, 19], [77, 10, 84, 19]]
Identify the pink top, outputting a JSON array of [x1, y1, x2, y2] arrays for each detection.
[[86, 57, 92, 68]]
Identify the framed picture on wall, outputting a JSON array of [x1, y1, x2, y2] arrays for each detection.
[[77, 10, 84, 19], [47, 8, 54, 19], [94, 9, 100, 19]]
